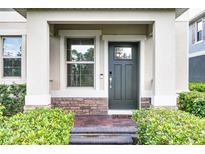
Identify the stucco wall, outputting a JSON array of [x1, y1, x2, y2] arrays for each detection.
[[25, 9, 182, 107], [49, 24, 154, 98], [175, 21, 189, 92], [0, 22, 27, 84], [0, 9, 26, 22], [144, 36, 154, 96]]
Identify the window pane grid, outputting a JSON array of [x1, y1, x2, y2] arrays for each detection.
[[67, 64, 94, 87], [66, 38, 95, 87], [196, 20, 203, 42], [2, 36, 22, 77], [3, 58, 21, 77]]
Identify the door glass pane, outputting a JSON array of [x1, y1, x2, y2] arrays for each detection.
[[67, 38, 94, 61], [115, 47, 132, 59], [3, 37, 22, 57], [67, 64, 94, 87], [3, 58, 21, 77]]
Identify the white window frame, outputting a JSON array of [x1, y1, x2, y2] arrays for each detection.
[[59, 30, 101, 90], [0, 35, 26, 84], [195, 19, 203, 44]]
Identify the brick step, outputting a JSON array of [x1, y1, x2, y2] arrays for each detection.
[[69, 134, 135, 145], [71, 126, 137, 134]]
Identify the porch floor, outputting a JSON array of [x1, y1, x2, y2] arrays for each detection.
[[74, 115, 136, 127]]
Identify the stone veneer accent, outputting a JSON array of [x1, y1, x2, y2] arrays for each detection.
[[51, 97, 152, 115], [51, 97, 108, 115], [141, 97, 152, 108]]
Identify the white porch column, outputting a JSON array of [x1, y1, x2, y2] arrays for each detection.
[[153, 15, 176, 106], [25, 14, 51, 106]]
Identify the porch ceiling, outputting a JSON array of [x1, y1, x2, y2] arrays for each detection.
[[15, 8, 187, 19]]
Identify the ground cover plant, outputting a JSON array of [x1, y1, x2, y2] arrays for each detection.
[[132, 108, 205, 145]]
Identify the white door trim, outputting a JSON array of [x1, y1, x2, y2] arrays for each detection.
[[102, 35, 146, 109]]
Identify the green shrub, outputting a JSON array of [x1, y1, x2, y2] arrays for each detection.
[[178, 92, 205, 117], [132, 108, 205, 145], [0, 84, 26, 116], [189, 82, 205, 92], [0, 108, 74, 145]]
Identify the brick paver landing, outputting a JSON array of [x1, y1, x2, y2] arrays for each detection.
[[74, 115, 136, 127]]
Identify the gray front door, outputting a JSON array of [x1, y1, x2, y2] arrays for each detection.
[[108, 42, 139, 109]]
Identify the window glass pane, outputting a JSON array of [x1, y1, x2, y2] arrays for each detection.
[[67, 38, 94, 61], [115, 47, 132, 59], [67, 64, 94, 87], [197, 31, 202, 41], [3, 58, 21, 77], [197, 21, 202, 31], [3, 37, 22, 57]]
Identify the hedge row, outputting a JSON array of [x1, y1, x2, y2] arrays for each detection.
[[189, 82, 205, 92], [132, 108, 205, 145], [178, 91, 205, 118], [177, 82, 205, 118], [0, 107, 74, 145], [0, 84, 26, 116]]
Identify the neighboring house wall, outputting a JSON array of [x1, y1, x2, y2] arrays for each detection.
[[189, 12, 205, 82], [189, 55, 205, 81], [189, 18, 205, 53]]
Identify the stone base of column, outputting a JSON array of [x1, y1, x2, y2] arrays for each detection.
[[25, 94, 51, 106], [152, 95, 177, 107]]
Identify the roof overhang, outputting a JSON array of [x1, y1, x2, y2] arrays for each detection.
[[15, 8, 188, 19], [190, 10, 205, 24]]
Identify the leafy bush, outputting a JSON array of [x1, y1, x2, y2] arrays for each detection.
[[189, 82, 205, 92], [0, 84, 26, 116], [178, 92, 205, 117], [132, 108, 205, 145], [0, 108, 74, 145]]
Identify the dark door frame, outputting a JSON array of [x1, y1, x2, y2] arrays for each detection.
[[108, 41, 140, 110]]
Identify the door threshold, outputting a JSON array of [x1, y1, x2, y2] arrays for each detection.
[[108, 110, 134, 115]]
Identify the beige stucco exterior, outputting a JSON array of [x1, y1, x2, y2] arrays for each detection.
[[0, 10, 27, 84], [0, 9, 189, 111]]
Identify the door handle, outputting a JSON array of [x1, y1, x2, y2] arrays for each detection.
[[109, 76, 112, 89]]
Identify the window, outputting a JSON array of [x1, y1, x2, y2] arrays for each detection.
[[66, 38, 94, 87], [2, 37, 22, 77], [196, 20, 203, 42], [115, 47, 132, 59]]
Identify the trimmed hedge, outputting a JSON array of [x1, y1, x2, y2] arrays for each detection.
[[189, 82, 205, 92], [178, 92, 205, 117], [0, 84, 26, 116], [132, 108, 205, 145], [0, 107, 74, 145]]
